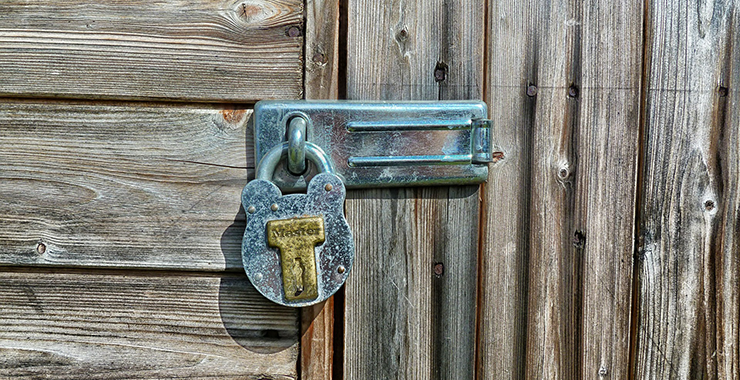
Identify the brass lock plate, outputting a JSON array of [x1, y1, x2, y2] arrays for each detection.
[[266, 216, 324, 301]]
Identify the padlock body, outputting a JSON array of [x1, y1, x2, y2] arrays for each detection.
[[241, 172, 354, 307]]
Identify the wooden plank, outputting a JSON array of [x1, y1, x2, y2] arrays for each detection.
[[301, 0, 341, 378], [0, 269, 298, 379], [717, 45, 740, 380], [480, 0, 642, 378], [0, 100, 252, 271], [343, 0, 483, 378], [305, 0, 340, 100], [577, 1, 642, 378], [0, 0, 303, 102], [635, 1, 740, 378], [301, 298, 335, 380]]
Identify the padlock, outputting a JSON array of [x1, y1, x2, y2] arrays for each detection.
[[241, 142, 354, 307]]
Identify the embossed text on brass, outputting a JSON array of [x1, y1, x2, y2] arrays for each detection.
[[266, 216, 324, 301]]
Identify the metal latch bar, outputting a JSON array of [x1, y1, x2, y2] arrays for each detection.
[[253, 100, 493, 190]]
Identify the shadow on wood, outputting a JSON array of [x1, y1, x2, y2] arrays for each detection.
[[218, 276, 298, 355]]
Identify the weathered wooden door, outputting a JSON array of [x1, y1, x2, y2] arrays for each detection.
[[0, 0, 304, 378], [2, 0, 739, 379]]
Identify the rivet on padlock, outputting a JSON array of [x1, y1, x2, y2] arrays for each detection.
[[241, 140, 354, 307]]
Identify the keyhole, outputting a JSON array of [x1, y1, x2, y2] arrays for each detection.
[[292, 257, 304, 296]]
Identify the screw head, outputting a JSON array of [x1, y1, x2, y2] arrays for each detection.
[[254, 273, 263, 281], [286, 25, 302, 37], [337, 265, 346, 274], [271, 203, 279, 211], [313, 53, 327, 64], [36, 242, 46, 254], [434, 263, 444, 276], [526, 84, 538, 97], [325, 183, 333, 191], [568, 85, 579, 98], [247, 206, 256, 214]]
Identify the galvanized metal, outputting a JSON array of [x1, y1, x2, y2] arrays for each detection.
[[287, 116, 307, 174], [256, 141, 335, 181], [243, 143, 353, 307], [242, 172, 354, 307], [253, 100, 493, 191]]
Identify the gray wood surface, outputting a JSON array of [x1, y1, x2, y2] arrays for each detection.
[[301, 0, 341, 378], [0, 0, 303, 102], [305, 0, 340, 100], [343, 0, 483, 378], [0, 269, 298, 379], [635, 1, 740, 378], [480, 0, 642, 378], [0, 100, 252, 271]]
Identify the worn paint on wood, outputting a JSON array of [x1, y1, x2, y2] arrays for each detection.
[[0, 270, 298, 379], [635, 1, 740, 378], [343, 0, 483, 377], [0, 100, 252, 271], [0, 0, 303, 102], [480, 0, 642, 378]]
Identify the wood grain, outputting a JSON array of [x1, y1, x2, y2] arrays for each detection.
[[0, 0, 303, 102], [301, 298, 335, 380], [343, 0, 483, 378], [305, 0, 340, 100], [301, 0, 341, 378], [0, 269, 298, 379], [345, 188, 480, 379], [0, 100, 253, 271], [480, 0, 642, 378], [635, 1, 740, 378]]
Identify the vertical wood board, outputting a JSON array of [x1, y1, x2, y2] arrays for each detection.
[[301, 0, 341, 377], [343, 0, 483, 378], [480, 0, 642, 378], [635, 1, 740, 378]]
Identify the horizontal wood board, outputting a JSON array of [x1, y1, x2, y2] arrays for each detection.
[[0, 0, 303, 102], [0, 101, 252, 271], [0, 270, 298, 379]]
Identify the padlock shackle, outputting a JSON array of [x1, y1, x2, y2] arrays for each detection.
[[256, 141, 335, 181]]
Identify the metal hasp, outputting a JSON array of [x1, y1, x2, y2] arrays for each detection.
[[253, 100, 493, 190]]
